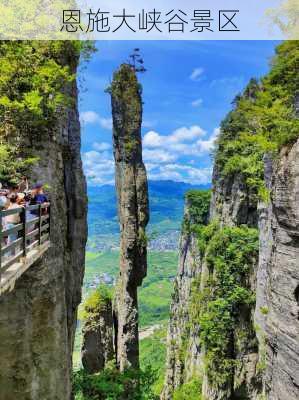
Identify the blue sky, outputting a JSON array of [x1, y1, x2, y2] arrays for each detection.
[[79, 40, 278, 186]]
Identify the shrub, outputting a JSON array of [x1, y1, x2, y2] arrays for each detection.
[[79, 285, 112, 321], [73, 363, 159, 400], [173, 377, 202, 400], [183, 190, 211, 234]]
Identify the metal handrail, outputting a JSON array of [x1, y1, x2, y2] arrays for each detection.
[[0, 203, 51, 282]]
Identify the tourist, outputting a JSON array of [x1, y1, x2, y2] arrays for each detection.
[[0, 194, 8, 211], [29, 183, 48, 216], [17, 193, 25, 206], [9, 184, 19, 196], [5, 194, 21, 225]]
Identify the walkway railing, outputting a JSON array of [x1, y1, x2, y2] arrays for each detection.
[[0, 203, 50, 284]]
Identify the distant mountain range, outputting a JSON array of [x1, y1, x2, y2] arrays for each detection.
[[87, 180, 210, 251]]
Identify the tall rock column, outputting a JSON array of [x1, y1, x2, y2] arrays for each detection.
[[110, 64, 149, 371], [81, 295, 114, 374]]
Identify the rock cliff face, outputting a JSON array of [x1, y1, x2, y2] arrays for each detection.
[[163, 141, 299, 400], [210, 164, 258, 228], [255, 138, 299, 400], [0, 44, 87, 400], [163, 145, 299, 400], [110, 64, 149, 371], [162, 42, 298, 400], [162, 199, 203, 399], [81, 298, 114, 374], [162, 169, 260, 400]]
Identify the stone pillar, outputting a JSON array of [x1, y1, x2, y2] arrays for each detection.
[[110, 64, 149, 371], [81, 298, 114, 374]]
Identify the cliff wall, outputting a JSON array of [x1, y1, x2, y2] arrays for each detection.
[[255, 139, 299, 400], [162, 41, 298, 400], [0, 42, 87, 400]]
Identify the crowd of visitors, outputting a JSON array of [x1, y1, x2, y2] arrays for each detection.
[[0, 178, 49, 259]]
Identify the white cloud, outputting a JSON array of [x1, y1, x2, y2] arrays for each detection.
[[185, 167, 212, 183], [99, 117, 113, 130], [80, 111, 99, 124], [196, 128, 220, 153], [190, 68, 204, 81], [80, 111, 112, 130], [142, 125, 218, 162], [143, 148, 176, 163], [82, 150, 115, 186], [171, 126, 205, 142], [82, 124, 219, 186], [93, 142, 111, 151], [143, 126, 205, 149], [191, 98, 203, 107], [144, 162, 160, 172], [148, 163, 212, 185], [143, 131, 163, 147]]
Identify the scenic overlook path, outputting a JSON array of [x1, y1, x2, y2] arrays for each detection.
[[0, 204, 50, 295]]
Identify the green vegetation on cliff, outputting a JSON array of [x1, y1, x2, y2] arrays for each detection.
[[109, 64, 143, 159], [73, 363, 158, 400], [173, 377, 202, 400], [183, 189, 211, 233], [215, 41, 299, 200], [191, 225, 258, 388], [0, 41, 94, 185], [167, 188, 259, 396], [0, 144, 38, 186], [140, 327, 167, 396], [80, 285, 112, 321]]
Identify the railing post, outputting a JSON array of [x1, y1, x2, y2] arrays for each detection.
[[22, 207, 27, 258], [39, 204, 42, 245]]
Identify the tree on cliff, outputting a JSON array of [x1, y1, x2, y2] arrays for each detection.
[[0, 41, 95, 185], [128, 48, 147, 73]]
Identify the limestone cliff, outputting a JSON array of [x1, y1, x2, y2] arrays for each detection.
[[0, 42, 87, 400], [162, 42, 298, 400], [162, 191, 208, 399], [162, 170, 259, 400], [110, 64, 149, 371], [163, 143, 299, 400], [255, 139, 299, 400]]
